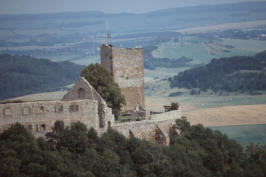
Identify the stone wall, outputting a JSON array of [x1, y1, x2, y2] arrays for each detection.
[[112, 110, 181, 145], [0, 99, 99, 136], [100, 44, 145, 111], [151, 110, 181, 120], [62, 77, 115, 131]]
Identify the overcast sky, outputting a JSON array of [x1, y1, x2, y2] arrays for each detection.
[[0, 0, 264, 14]]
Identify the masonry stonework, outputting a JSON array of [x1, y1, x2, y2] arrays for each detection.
[[0, 99, 99, 137], [0, 77, 115, 136], [100, 44, 145, 111], [62, 77, 114, 131], [112, 110, 181, 145]]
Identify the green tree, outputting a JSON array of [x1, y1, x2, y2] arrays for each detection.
[[81, 63, 126, 119], [46, 121, 88, 154]]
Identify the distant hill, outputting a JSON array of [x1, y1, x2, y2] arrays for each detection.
[[1, 1, 266, 34], [0, 54, 84, 100], [1, 1, 266, 61], [169, 51, 266, 93]]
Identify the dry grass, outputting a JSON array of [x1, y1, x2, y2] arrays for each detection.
[[146, 96, 266, 127], [184, 104, 266, 126]]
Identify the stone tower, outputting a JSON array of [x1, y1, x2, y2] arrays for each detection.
[[100, 44, 145, 112]]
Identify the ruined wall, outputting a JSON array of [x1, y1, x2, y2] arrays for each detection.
[[112, 110, 181, 145], [62, 77, 115, 131], [151, 110, 181, 120], [100, 44, 145, 111], [0, 99, 99, 136]]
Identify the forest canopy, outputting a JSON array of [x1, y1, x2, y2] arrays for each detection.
[[169, 51, 266, 93], [0, 120, 265, 177]]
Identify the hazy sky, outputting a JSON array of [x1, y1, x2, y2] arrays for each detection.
[[0, 0, 264, 14]]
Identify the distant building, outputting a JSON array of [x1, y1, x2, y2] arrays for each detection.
[[100, 44, 145, 112]]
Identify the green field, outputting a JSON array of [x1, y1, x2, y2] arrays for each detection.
[[210, 124, 266, 147], [152, 36, 266, 64], [145, 78, 266, 109]]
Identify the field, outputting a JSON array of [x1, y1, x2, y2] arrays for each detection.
[[211, 124, 266, 147], [152, 36, 266, 64]]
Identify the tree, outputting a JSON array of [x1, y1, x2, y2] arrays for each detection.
[[81, 63, 126, 119], [46, 121, 88, 154]]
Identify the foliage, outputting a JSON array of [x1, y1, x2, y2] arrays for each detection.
[[81, 63, 126, 119], [143, 46, 193, 70], [0, 121, 266, 177], [169, 51, 266, 93], [0, 54, 83, 100]]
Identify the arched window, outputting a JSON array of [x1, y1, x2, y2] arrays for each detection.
[[78, 88, 86, 99]]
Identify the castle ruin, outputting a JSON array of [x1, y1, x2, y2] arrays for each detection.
[[0, 44, 181, 145], [0, 78, 114, 136]]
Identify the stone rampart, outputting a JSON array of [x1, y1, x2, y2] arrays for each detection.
[[113, 110, 181, 144]]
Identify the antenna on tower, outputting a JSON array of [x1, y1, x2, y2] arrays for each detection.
[[106, 21, 111, 45]]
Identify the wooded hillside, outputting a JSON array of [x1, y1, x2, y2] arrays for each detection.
[[169, 51, 266, 93], [0, 54, 84, 100]]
